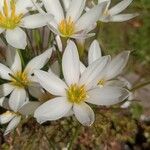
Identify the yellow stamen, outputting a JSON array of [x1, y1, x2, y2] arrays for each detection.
[[0, 0, 23, 29], [11, 71, 30, 88], [67, 84, 88, 104], [58, 17, 75, 37]]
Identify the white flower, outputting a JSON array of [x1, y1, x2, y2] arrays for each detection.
[[85, 40, 130, 88], [0, 0, 53, 49], [0, 46, 52, 112], [98, 0, 138, 22], [34, 41, 129, 126], [0, 97, 40, 135], [35, 0, 108, 39], [119, 77, 134, 108]]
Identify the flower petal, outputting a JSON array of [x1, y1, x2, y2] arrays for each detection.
[[24, 48, 52, 75], [75, 2, 108, 32], [86, 86, 129, 106], [6, 47, 22, 72], [0, 28, 4, 34], [16, 0, 36, 14], [21, 13, 53, 29], [42, 0, 64, 23], [106, 51, 130, 80], [28, 83, 43, 99], [109, 13, 139, 22], [19, 101, 41, 116], [34, 70, 67, 96], [80, 62, 86, 74], [66, 0, 86, 22], [4, 116, 21, 135], [88, 40, 102, 65], [50, 60, 61, 77], [79, 56, 110, 90], [0, 83, 15, 98], [62, 41, 80, 86], [0, 111, 15, 124], [5, 27, 27, 49], [73, 102, 95, 126], [105, 80, 127, 87], [109, 0, 133, 16], [9, 88, 27, 112], [34, 97, 72, 123], [0, 97, 9, 109], [0, 63, 12, 80], [62, 0, 72, 11]]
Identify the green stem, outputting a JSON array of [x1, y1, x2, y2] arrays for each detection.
[[68, 125, 81, 150], [40, 125, 56, 150], [24, 29, 35, 55], [130, 81, 150, 92], [17, 49, 25, 68]]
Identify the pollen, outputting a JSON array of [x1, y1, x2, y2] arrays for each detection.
[[10, 71, 30, 88], [98, 79, 106, 88], [67, 84, 88, 104], [0, 0, 23, 29], [58, 17, 75, 37]]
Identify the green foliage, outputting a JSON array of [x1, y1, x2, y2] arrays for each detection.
[[130, 102, 144, 120]]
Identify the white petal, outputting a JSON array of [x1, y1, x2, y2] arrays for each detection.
[[0, 111, 15, 124], [16, 0, 35, 14], [79, 56, 110, 90], [106, 51, 130, 80], [6, 47, 22, 72], [0, 28, 4, 34], [80, 62, 86, 74], [50, 61, 61, 77], [4, 116, 21, 135], [109, 0, 133, 16], [64, 110, 74, 117], [109, 13, 139, 22], [106, 80, 127, 87], [19, 101, 41, 116], [28, 83, 43, 99], [62, 41, 80, 85], [21, 13, 53, 29], [9, 88, 27, 112], [0, 83, 15, 98], [34, 97, 72, 123], [62, 0, 72, 11], [43, 0, 64, 23], [73, 102, 95, 126], [34, 70, 67, 96], [88, 40, 102, 65], [5, 28, 27, 49], [66, 0, 86, 22], [24, 48, 52, 74], [75, 2, 108, 32], [0, 97, 9, 109], [86, 86, 129, 106], [0, 63, 12, 80], [55, 35, 62, 52]]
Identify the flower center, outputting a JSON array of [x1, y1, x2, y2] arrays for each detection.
[[10, 71, 30, 87], [58, 17, 75, 37], [98, 79, 106, 88], [67, 84, 88, 104], [0, 0, 23, 29]]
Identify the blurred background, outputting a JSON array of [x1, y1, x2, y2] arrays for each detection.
[[0, 0, 150, 149]]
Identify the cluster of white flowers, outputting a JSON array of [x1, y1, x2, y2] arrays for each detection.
[[0, 0, 137, 135]]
